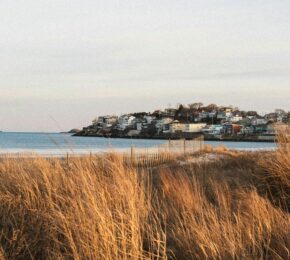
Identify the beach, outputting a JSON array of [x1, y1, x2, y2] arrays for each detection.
[[0, 130, 288, 259]]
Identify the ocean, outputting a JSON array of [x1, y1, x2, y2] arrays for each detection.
[[0, 132, 276, 156]]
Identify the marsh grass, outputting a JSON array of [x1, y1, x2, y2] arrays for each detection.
[[0, 131, 289, 259]]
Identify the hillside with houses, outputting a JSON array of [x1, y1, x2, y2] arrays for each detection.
[[74, 103, 290, 141]]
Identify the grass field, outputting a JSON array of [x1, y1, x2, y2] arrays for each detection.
[[0, 130, 289, 259]]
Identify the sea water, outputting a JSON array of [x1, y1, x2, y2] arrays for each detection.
[[0, 132, 276, 156]]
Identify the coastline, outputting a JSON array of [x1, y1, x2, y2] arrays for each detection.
[[0, 144, 288, 259], [73, 133, 276, 143]]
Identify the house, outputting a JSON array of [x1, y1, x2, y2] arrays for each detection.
[[251, 117, 268, 126], [232, 124, 243, 134], [217, 111, 227, 120], [253, 124, 268, 134], [199, 112, 209, 119], [163, 108, 177, 118], [169, 120, 184, 133], [237, 118, 251, 127], [209, 112, 217, 118], [168, 122, 206, 134], [224, 108, 233, 117], [201, 125, 214, 134], [212, 125, 224, 135], [194, 113, 202, 122], [144, 115, 155, 124], [239, 126, 254, 135], [155, 117, 174, 131], [184, 123, 207, 133], [231, 115, 243, 123], [93, 115, 118, 129], [223, 124, 242, 135], [118, 115, 136, 130], [201, 124, 224, 135]]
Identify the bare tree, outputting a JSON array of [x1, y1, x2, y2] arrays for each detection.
[[188, 102, 203, 111], [275, 109, 286, 115], [204, 103, 218, 112]]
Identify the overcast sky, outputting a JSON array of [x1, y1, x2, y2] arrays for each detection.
[[0, 0, 289, 131]]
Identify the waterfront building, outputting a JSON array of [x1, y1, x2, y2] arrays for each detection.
[[184, 123, 207, 133]]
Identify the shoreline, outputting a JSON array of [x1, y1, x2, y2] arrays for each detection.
[[73, 133, 276, 143], [0, 149, 275, 159], [0, 140, 288, 259]]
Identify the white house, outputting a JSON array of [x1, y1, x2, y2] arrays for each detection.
[[169, 121, 184, 133], [184, 123, 207, 133], [144, 115, 155, 124], [199, 112, 209, 119], [212, 125, 224, 135], [209, 112, 216, 118], [169, 122, 206, 133], [225, 108, 233, 117], [155, 117, 173, 130], [93, 115, 118, 128], [118, 115, 136, 130], [217, 112, 227, 120], [251, 118, 268, 126], [231, 115, 243, 123], [202, 124, 224, 135]]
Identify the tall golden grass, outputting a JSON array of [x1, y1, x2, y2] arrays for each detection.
[[249, 125, 290, 214], [0, 155, 166, 259], [0, 130, 289, 259]]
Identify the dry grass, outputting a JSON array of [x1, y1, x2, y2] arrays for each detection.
[[158, 168, 289, 259], [0, 131, 289, 259], [256, 127, 290, 210], [0, 156, 166, 259]]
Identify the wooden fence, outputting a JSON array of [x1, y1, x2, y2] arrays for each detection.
[[121, 136, 204, 166], [0, 137, 204, 166]]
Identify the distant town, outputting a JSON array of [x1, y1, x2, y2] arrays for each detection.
[[74, 103, 290, 142]]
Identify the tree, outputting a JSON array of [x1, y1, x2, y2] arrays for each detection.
[[275, 109, 286, 116], [247, 111, 258, 117], [204, 103, 218, 112], [188, 102, 203, 111]]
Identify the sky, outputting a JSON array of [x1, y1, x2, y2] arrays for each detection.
[[0, 0, 289, 132]]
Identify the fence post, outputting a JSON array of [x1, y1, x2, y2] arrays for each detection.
[[199, 135, 203, 153], [66, 152, 69, 167], [199, 136, 201, 153], [130, 145, 134, 164], [183, 138, 186, 156]]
